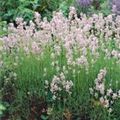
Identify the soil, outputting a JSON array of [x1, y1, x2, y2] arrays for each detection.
[[0, 86, 14, 120], [28, 99, 49, 120]]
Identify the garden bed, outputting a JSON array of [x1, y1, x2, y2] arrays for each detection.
[[0, 7, 120, 120]]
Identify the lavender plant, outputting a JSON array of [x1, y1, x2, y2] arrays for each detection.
[[75, 0, 112, 16], [90, 68, 120, 113], [76, 0, 91, 8], [0, 7, 120, 119], [111, 0, 120, 15]]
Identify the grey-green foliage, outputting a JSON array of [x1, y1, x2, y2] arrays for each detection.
[[0, 21, 8, 37]]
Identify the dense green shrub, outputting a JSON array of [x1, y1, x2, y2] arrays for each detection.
[[0, 0, 73, 23]]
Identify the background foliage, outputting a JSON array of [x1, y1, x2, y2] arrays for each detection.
[[0, 0, 73, 23], [0, 0, 118, 24]]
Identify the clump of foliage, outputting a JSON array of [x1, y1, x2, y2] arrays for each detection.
[[0, 102, 13, 118], [0, 0, 73, 23]]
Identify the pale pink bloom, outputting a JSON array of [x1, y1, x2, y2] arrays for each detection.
[[112, 93, 117, 100], [107, 89, 113, 96], [108, 108, 112, 113], [52, 95, 56, 100], [118, 90, 120, 97]]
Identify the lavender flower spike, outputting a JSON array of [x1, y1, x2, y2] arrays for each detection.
[[76, 0, 92, 8]]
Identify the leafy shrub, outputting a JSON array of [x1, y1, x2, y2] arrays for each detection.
[[0, 0, 73, 23]]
